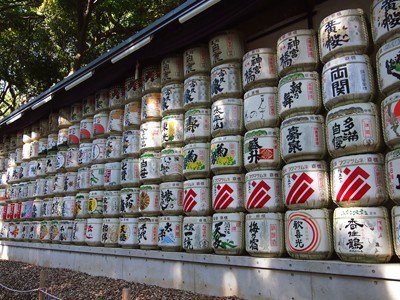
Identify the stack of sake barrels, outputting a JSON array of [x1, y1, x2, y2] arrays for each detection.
[[319, 7, 393, 263], [241, 39, 284, 257], [276, 28, 332, 260], [373, 0, 400, 262]]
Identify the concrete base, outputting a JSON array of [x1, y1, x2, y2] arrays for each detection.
[[1, 241, 400, 299]]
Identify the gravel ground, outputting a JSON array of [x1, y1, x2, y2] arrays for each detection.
[[0, 260, 244, 300]]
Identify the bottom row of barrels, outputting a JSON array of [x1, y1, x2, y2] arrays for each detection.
[[1, 206, 400, 263]]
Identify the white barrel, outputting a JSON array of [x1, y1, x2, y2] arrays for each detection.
[[140, 121, 162, 153], [318, 8, 369, 63], [322, 55, 375, 110], [244, 128, 281, 171], [38, 138, 48, 156], [209, 30, 244, 66], [32, 199, 43, 219], [141, 93, 161, 122], [87, 190, 104, 217], [210, 136, 243, 175], [212, 174, 244, 212], [212, 212, 244, 255], [70, 103, 82, 124], [120, 158, 140, 187], [78, 142, 92, 166], [377, 37, 400, 95], [282, 161, 330, 209], [29, 221, 40, 241], [118, 217, 138, 248], [245, 212, 285, 257], [277, 29, 319, 76], [94, 89, 109, 112], [47, 133, 58, 153], [109, 85, 124, 109], [27, 160, 37, 179], [183, 75, 211, 110], [55, 150, 66, 172], [244, 87, 279, 131], [53, 173, 66, 195], [245, 170, 283, 213], [104, 162, 121, 189], [72, 219, 87, 244], [211, 98, 244, 137], [158, 215, 183, 251], [392, 206, 400, 259], [22, 143, 31, 161], [161, 83, 184, 116], [124, 77, 142, 102], [160, 148, 184, 182], [82, 95, 95, 118], [123, 101, 141, 129], [75, 192, 89, 218], [286, 209, 333, 260], [90, 164, 105, 188], [372, 0, 400, 45], [382, 92, 400, 149], [160, 182, 183, 215], [31, 122, 41, 141], [107, 109, 124, 134], [101, 218, 119, 246], [386, 149, 400, 204], [243, 48, 279, 91], [59, 220, 74, 243], [120, 187, 140, 216], [139, 184, 160, 216], [85, 218, 103, 246], [79, 118, 94, 142], [280, 114, 326, 163], [183, 142, 210, 179], [183, 179, 211, 216], [122, 130, 140, 157], [50, 219, 60, 242], [67, 125, 80, 147], [15, 147, 22, 165], [40, 199, 52, 220], [331, 154, 387, 207], [161, 114, 184, 147], [327, 103, 381, 158], [64, 172, 77, 194], [105, 134, 122, 161], [182, 216, 213, 253], [62, 196, 75, 219], [183, 45, 211, 77], [52, 197, 63, 219], [184, 108, 211, 143], [103, 190, 120, 217], [91, 138, 106, 163], [334, 206, 393, 263], [44, 176, 54, 197], [210, 62, 242, 101], [278, 72, 321, 119], [161, 54, 184, 85], [65, 147, 79, 171], [138, 216, 159, 250], [142, 65, 161, 93], [93, 112, 109, 138], [30, 141, 39, 159], [77, 167, 91, 191], [39, 220, 51, 242], [139, 152, 160, 184], [21, 222, 30, 240], [57, 128, 69, 149]]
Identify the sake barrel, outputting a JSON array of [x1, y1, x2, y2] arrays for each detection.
[[31, 122, 41, 141], [161, 114, 184, 147], [44, 176, 54, 197], [39, 220, 51, 242], [65, 147, 79, 171], [158, 215, 183, 251], [82, 95, 95, 118], [161, 83, 184, 116], [41, 198, 52, 220], [93, 112, 109, 138], [183, 75, 211, 110], [244, 128, 281, 171], [386, 149, 400, 204], [382, 92, 400, 149], [183, 142, 211, 179], [45, 154, 57, 174], [32, 199, 43, 220], [331, 154, 387, 207], [118, 217, 138, 248], [78, 143, 92, 166], [278, 72, 322, 119], [85, 218, 103, 246], [120, 158, 140, 187], [87, 190, 104, 217], [160, 148, 184, 182], [139, 152, 160, 184], [56, 128, 69, 149], [67, 124, 80, 147], [161, 54, 184, 85], [90, 164, 105, 189], [29, 221, 40, 241], [122, 130, 140, 157], [142, 65, 161, 93], [245, 212, 285, 257], [212, 212, 245, 255], [392, 206, 400, 259], [371, 0, 400, 45], [53, 173, 66, 195], [30, 141, 39, 159], [91, 138, 106, 163], [243, 48, 279, 91], [212, 174, 245, 212], [140, 121, 162, 153], [244, 87, 279, 131], [285, 209, 333, 260], [322, 55, 375, 110], [124, 77, 142, 102], [139, 184, 160, 216], [183, 45, 211, 78], [38, 138, 48, 156], [77, 167, 91, 191], [105, 134, 122, 161], [211, 98, 244, 137], [72, 218, 87, 244], [377, 37, 400, 95], [120, 187, 140, 216], [75, 192, 89, 218], [183, 179, 212, 216], [62, 195, 75, 219], [160, 182, 183, 216], [50, 219, 60, 243], [245, 170, 284, 213], [22, 143, 31, 161], [107, 109, 124, 134], [326, 103, 381, 158], [104, 162, 121, 189], [210, 135, 243, 174], [101, 218, 120, 247], [318, 8, 369, 63], [282, 161, 330, 209], [109, 85, 124, 109], [64, 172, 77, 195], [184, 108, 211, 143], [123, 101, 141, 129], [209, 30, 245, 67], [103, 190, 121, 217], [47, 133, 58, 153], [70, 103, 83, 124], [334, 206, 393, 263], [59, 220, 74, 243], [277, 29, 319, 76], [94, 89, 109, 113], [210, 62, 242, 101], [138, 216, 159, 250], [280, 114, 326, 163], [182, 216, 213, 253], [55, 150, 67, 173], [79, 118, 94, 142]]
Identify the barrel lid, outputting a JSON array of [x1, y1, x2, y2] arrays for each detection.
[[246, 212, 283, 220], [282, 160, 327, 174], [277, 29, 315, 43], [211, 135, 243, 143], [281, 114, 324, 127], [320, 8, 365, 27], [245, 170, 281, 179], [160, 181, 183, 188], [243, 48, 275, 61], [278, 71, 319, 87], [244, 128, 279, 139], [323, 54, 369, 72], [161, 147, 183, 155], [334, 206, 388, 218]]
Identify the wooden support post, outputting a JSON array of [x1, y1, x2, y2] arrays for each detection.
[[38, 270, 47, 300], [122, 287, 131, 300]]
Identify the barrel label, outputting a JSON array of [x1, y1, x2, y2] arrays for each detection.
[[286, 212, 320, 252], [286, 173, 315, 205], [184, 189, 197, 212], [336, 166, 371, 201], [247, 180, 271, 209], [214, 184, 234, 210]]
